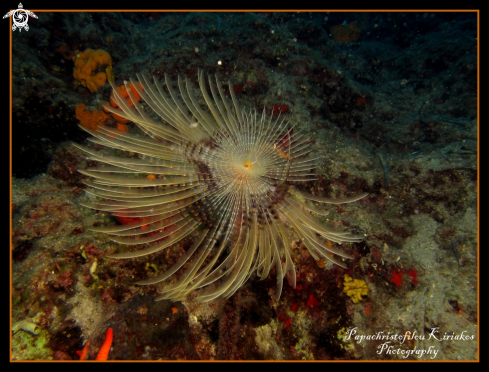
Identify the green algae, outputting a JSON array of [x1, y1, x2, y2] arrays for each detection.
[[12, 328, 53, 360]]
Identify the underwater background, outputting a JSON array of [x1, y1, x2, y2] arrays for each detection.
[[11, 11, 478, 360]]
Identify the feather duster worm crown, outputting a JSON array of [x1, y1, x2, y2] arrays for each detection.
[[74, 71, 368, 302]]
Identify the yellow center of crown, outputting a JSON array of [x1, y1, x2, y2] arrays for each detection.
[[243, 160, 254, 170]]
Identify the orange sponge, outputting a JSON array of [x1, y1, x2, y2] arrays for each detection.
[[73, 49, 115, 93], [75, 103, 110, 132], [109, 82, 143, 108], [105, 82, 144, 124], [105, 106, 131, 124]]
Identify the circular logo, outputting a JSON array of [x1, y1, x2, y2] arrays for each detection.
[[12, 9, 28, 29]]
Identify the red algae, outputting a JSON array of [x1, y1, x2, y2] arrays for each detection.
[[272, 103, 289, 116], [306, 293, 320, 311], [390, 269, 403, 287], [285, 318, 291, 331], [408, 269, 419, 285], [114, 215, 141, 225]]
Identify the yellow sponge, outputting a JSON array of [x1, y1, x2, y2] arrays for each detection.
[[343, 274, 368, 304]]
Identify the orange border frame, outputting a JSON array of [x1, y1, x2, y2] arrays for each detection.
[[9, 9, 479, 362]]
